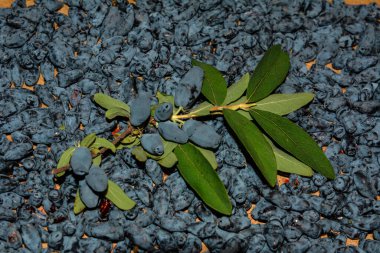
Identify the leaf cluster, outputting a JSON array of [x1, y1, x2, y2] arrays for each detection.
[[55, 45, 335, 216], [56, 133, 135, 214]]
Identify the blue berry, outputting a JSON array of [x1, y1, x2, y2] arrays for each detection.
[[85, 165, 108, 193], [187, 122, 221, 149], [129, 94, 151, 126], [174, 67, 204, 108], [158, 121, 188, 144], [79, 180, 99, 209], [70, 147, 92, 176], [154, 102, 173, 122], [140, 133, 164, 156]]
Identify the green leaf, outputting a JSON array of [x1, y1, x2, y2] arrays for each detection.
[[105, 180, 136, 210], [254, 93, 314, 115], [132, 146, 147, 162], [92, 155, 102, 166], [93, 93, 131, 113], [74, 190, 86, 214], [156, 91, 174, 105], [246, 45, 290, 102], [223, 109, 277, 186], [91, 137, 116, 153], [264, 136, 313, 177], [80, 133, 97, 148], [223, 73, 250, 105], [192, 59, 227, 106], [56, 147, 75, 177], [116, 138, 140, 150], [237, 110, 253, 120], [157, 152, 178, 168], [146, 139, 178, 160], [126, 138, 140, 148], [189, 101, 213, 117], [105, 107, 129, 120], [195, 146, 218, 170], [228, 96, 247, 106], [174, 143, 232, 215], [250, 109, 335, 179], [121, 135, 137, 144], [116, 143, 126, 150]]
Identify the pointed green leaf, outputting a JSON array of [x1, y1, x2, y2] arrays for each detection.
[[195, 146, 218, 170], [174, 143, 232, 215], [189, 101, 213, 117], [237, 110, 253, 120], [92, 155, 102, 166], [156, 91, 175, 105], [105, 180, 136, 210], [80, 133, 97, 148], [126, 138, 140, 148], [74, 190, 86, 214], [250, 109, 335, 179], [105, 107, 129, 120], [132, 146, 147, 162], [91, 137, 116, 153], [56, 147, 76, 177], [157, 152, 178, 168], [223, 73, 250, 105], [192, 59, 227, 105], [228, 96, 247, 106], [120, 135, 136, 145], [223, 109, 277, 186], [93, 93, 131, 113], [264, 136, 313, 177], [254, 93, 314, 115], [146, 139, 178, 160], [116, 138, 140, 149], [246, 45, 290, 102], [116, 143, 126, 150]]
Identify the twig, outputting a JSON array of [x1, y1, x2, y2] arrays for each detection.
[[52, 124, 134, 175]]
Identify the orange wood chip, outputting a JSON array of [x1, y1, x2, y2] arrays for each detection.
[[201, 242, 209, 253], [326, 63, 342, 74], [21, 83, 35, 91], [38, 206, 47, 215], [345, 0, 380, 5], [247, 204, 264, 225], [6, 135, 13, 142], [37, 72, 45, 84], [57, 4, 69, 16], [305, 60, 316, 70], [346, 238, 360, 246]]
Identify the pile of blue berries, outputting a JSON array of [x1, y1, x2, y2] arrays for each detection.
[[0, 0, 379, 252]]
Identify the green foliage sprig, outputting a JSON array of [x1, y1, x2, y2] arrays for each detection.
[[53, 45, 335, 216]]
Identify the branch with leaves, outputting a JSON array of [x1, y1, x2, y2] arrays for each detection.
[[52, 124, 134, 175], [53, 45, 335, 216]]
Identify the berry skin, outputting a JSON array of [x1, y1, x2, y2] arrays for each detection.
[[154, 102, 173, 122], [79, 180, 99, 209], [141, 133, 164, 155], [182, 119, 203, 137], [130, 94, 151, 126], [85, 165, 108, 193], [158, 121, 188, 144], [48, 231, 63, 250], [70, 147, 92, 176], [174, 67, 204, 108], [189, 124, 221, 149]]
